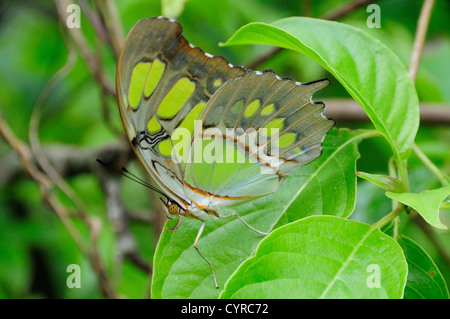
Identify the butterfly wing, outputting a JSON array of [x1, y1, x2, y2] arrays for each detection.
[[182, 71, 334, 208], [116, 17, 246, 207]]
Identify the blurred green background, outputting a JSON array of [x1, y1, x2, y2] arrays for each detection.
[[0, 0, 449, 298]]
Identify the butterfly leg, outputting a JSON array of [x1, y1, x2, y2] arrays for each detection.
[[219, 213, 269, 236], [167, 218, 182, 231], [193, 221, 219, 289]]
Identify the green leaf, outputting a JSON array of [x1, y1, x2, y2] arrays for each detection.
[[398, 236, 449, 299], [223, 17, 419, 166], [356, 171, 404, 193], [386, 186, 450, 229], [441, 201, 450, 210], [151, 129, 372, 298], [161, 0, 189, 18], [220, 216, 408, 299]]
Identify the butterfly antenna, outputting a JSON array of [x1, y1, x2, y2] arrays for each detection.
[[96, 159, 168, 200], [121, 166, 150, 185]]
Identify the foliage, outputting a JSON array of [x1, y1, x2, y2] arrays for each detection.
[[0, 0, 449, 299]]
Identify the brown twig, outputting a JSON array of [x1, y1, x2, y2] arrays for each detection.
[[409, 0, 435, 83], [98, 173, 152, 274], [28, 33, 87, 219], [0, 114, 83, 249], [77, 0, 123, 58], [126, 209, 156, 224], [77, 0, 111, 44], [58, 0, 121, 135], [322, 99, 450, 125], [94, 0, 124, 57], [87, 216, 117, 298], [246, 47, 283, 70], [321, 0, 381, 21], [0, 112, 117, 298], [55, 0, 116, 97], [57, 0, 121, 136], [0, 142, 132, 185], [25, 33, 124, 298], [302, 0, 312, 17]]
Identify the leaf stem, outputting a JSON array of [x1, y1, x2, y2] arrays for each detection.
[[413, 143, 450, 187], [388, 157, 397, 180], [373, 205, 405, 229], [397, 161, 410, 193], [388, 157, 399, 209], [393, 217, 400, 240], [387, 157, 401, 239]]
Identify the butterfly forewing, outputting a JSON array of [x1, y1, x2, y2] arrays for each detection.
[[116, 17, 246, 204]]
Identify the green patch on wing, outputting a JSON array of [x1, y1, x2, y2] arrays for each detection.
[[244, 100, 261, 118], [171, 101, 207, 161], [144, 58, 165, 97], [184, 137, 279, 197], [128, 59, 166, 110], [158, 77, 196, 118], [128, 62, 151, 109]]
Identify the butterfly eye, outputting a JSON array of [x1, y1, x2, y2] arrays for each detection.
[[168, 204, 179, 215]]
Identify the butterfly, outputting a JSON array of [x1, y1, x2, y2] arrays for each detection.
[[116, 16, 334, 288]]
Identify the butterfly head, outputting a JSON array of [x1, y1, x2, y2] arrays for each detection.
[[159, 197, 183, 219]]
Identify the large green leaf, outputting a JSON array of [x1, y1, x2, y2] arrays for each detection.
[[220, 216, 408, 299], [386, 186, 450, 229], [399, 236, 449, 299], [223, 17, 419, 166], [151, 129, 373, 298]]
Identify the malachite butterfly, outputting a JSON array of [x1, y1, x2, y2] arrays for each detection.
[[116, 16, 334, 287]]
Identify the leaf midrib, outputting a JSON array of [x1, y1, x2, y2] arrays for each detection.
[[318, 226, 375, 298]]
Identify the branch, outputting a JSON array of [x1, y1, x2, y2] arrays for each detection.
[[301, 0, 312, 17], [0, 112, 117, 298], [55, 0, 116, 97], [246, 47, 283, 70], [28, 36, 88, 219], [94, 0, 124, 57], [409, 0, 436, 83], [97, 173, 152, 274], [322, 99, 450, 125], [77, 0, 111, 44], [0, 142, 132, 184], [321, 0, 381, 21], [77, 0, 124, 58]]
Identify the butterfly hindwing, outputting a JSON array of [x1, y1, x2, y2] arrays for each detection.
[[182, 71, 334, 204]]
